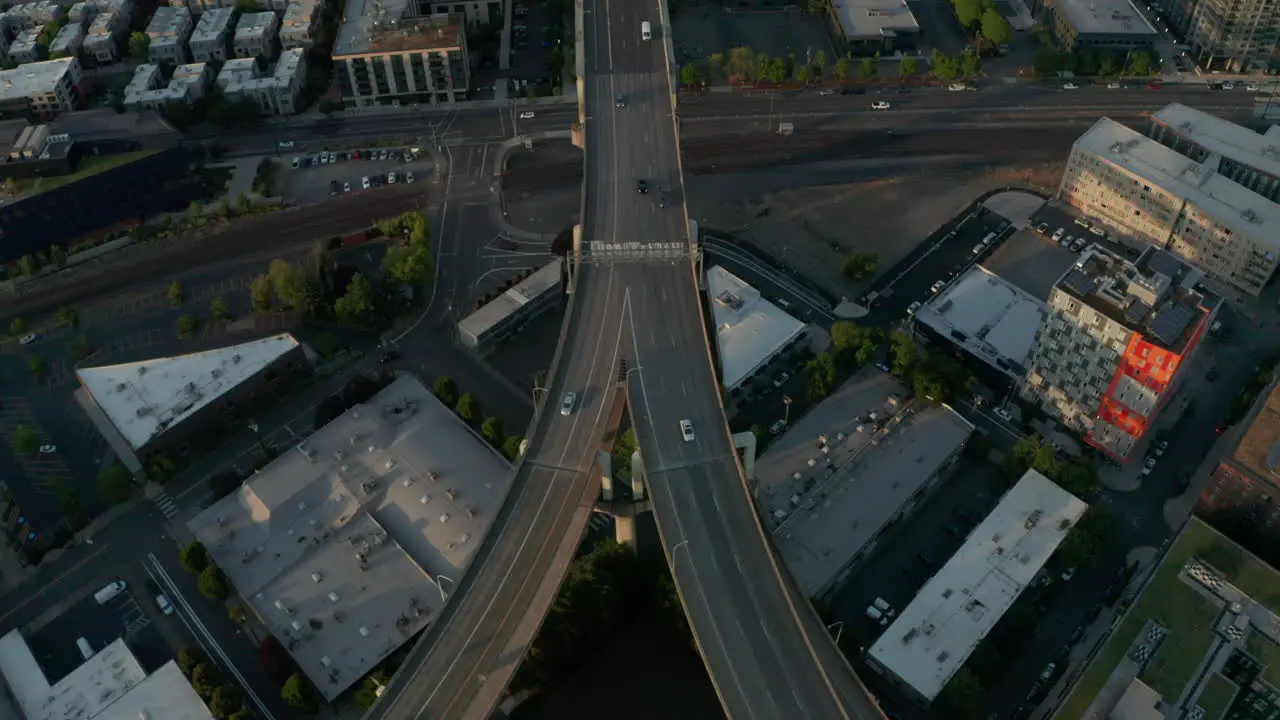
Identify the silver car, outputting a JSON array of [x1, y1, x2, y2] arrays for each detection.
[[560, 392, 577, 416]]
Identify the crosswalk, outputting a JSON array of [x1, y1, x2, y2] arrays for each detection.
[[154, 492, 179, 520]]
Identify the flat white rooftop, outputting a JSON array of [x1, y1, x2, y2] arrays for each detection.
[[868, 470, 1087, 701], [833, 0, 919, 40], [458, 259, 562, 343], [0, 58, 76, 101], [916, 266, 1047, 377], [190, 7, 233, 44], [1055, 0, 1156, 35], [1076, 118, 1280, 248], [759, 369, 974, 597], [1152, 102, 1280, 180], [707, 265, 806, 391], [0, 632, 177, 720], [188, 375, 514, 700], [96, 662, 213, 720], [77, 333, 301, 450]]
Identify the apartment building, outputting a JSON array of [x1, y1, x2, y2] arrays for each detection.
[[216, 48, 306, 114], [49, 22, 86, 59], [279, 0, 323, 49], [0, 57, 82, 120], [146, 6, 194, 63], [123, 61, 210, 110], [3, 1, 63, 32], [1019, 245, 1213, 461], [168, 0, 233, 13], [1184, 0, 1280, 72], [1059, 111, 1280, 296], [8, 25, 44, 64], [1041, 0, 1159, 50], [85, 11, 126, 63], [233, 11, 278, 59], [0, 32, 9, 60], [188, 7, 234, 61], [418, 0, 502, 25], [332, 7, 469, 107]]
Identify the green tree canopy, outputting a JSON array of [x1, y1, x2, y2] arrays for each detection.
[[198, 565, 230, 601], [10, 424, 38, 454], [382, 241, 433, 285], [9, 317, 26, 335], [127, 32, 150, 62], [249, 274, 274, 313], [167, 281, 185, 307], [176, 314, 198, 337], [859, 56, 877, 78], [455, 393, 481, 425], [433, 376, 458, 406], [900, 56, 919, 77], [98, 463, 134, 505], [55, 306, 77, 328], [334, 273, 377, 325], [980, 8, 1012, 45], [181, 542, 210, 574], [502, 435, 526, 461], [953, 0, 983, 27], [843, 253, 878, 280], [268, 259, 312, 311], [178, 647, 207, 676], [481, 417, 505, 447], [18, 255, 37, 277], [834, 55, 851, 80], [281, 673, 317, 713], [210, 295, 231, 321]]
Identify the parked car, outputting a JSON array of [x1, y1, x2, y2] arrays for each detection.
[[907, 301, 922, 315], [930, 280, 946, 294], [406, 171, 415, 184], [18, 333, 37, 345], [155, 594, 175, 615], [871, 101, 892, 110], [1107, 82, 1121, 89], [38, 444, 56, 455], [519, 111, 536, 119], [773, 372, 791, 388], [994, 407, 1013, 421], [769, 419, 787, 435], [1062, 82, 1079, 89]]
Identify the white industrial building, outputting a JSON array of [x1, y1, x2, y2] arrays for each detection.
[[705, 265, 807, 393], [759, 368, 974, 599], [122, 61, 210, 110], [8, 25, 44, 64], [914, 266, 1048, 381], [187, 6, 233, 61], [866, 470, 1088, 702], [0, 630, 213, 720], [215, 48, 306, 115], [233, 10, 278, 59], [49, 22, 86, 59], [458, 259, 564, 353], [188, 375, 516, 701], [279, 0, 323, 48], [145, 5, 193, 63], [0, 57, 82, 119]]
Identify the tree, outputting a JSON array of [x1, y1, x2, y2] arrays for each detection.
[[455, 393, 481, 425], [980, 8, 1012, 46], [932, 48, 960, 80], [961, 49, 983, 77], [9, 317, 26, 335], [48, 244, 66, 269], [807, 0, 828, 12], [830, 321, 882, 372], [834, 55, 851, 80], [1126, 49, 1153, 75], [900, 56, 919, 77], [18, 254, 37, 277], [228, 710, 254, 720], [98, 463, 133, 505], [334, 273, 377, 325], [149, 454, 176, 482], [938, 667, 986, 720], [793, 63, 810, 83], [27, 356, 44, 381], [803, 351, 839, 402], [10, 425, 38, 455], [180, 541, 210, 574], [178, 647, 207, 677], [281, 673, 317, 713], [1098, 52, 1117, 76], [55, 306, 77, 328], [168, 280, 185, 307], [679, 62, 701, 87], [176, 314, 198, 337], [191, 664, 219, 699], [953, 0, 983, 28], [889, 330, 919, 375], [268, 258, 311, 311], [127, 32, 150, 62], [210, 295, 231, 322], [198, 565, 230, 601], [812, 50, 827, 77], [433, 376, 458, 406], [859, 56, 877, 79], [381, 242, 432, 285], [843, 253, 878, 281], [481, 417, 504, 447], [210, 686, 242, 718], [726, 46, 755, 82], [188, 201, 203, 225], [249, 274, 273, 313], [1033, 47, 1062, 76], [502, 435, 525, 461]]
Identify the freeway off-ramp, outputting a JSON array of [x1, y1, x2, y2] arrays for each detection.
[[214, 82, 1259, 156]]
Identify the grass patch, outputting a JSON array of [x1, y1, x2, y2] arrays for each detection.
[[1247, 631, 1280, 688], [1057, 519, 1280, 719], [11, 150, 159, 197], [1195, 673, 1238, 720]]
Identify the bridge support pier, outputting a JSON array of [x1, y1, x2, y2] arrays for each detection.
[[614, 514, 636, 548], [689, 219, 703, 290], [597, 449, 614, 502], [630, 450, 646, 500]]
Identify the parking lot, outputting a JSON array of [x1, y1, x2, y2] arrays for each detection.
[[509, 0, 570, 93], [672, 6, 836, 69], [281, 147, 430, 203], [0, 397, 72, 495], [23, 586, 170, 684]]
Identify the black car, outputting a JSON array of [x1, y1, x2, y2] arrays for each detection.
[[636, 179, 648, 194], [616, 94, 627, 108]]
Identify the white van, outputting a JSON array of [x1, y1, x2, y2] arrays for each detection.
[[76, 637, 95, 660], [872, 597, 896, 617], [865, 605, 889, 626], [641, 20, 651, 40], [94, 580, 126, 605]]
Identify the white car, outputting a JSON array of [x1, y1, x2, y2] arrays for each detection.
[[948, 83, 967, 91], [1089, 226, 1107, 237], [1062, 82, 1079, 90], [560, 391, 577, 416], [679, 419, 695, 442], [18, 333, 37, 345], [772, 372, 790, 388], [1107, 82, 1121, 89], [907, 301, 922, 315], [930, 280, 946, 294], [1245, 83, 1259, 91], [519, 111, 536, 119], [278, 139, 295, 149], [38, 444, 56, 455], [1141, 457, 1157, 476], [155, 594, 175, 615], [994, 407, 1013, 421], [871, 101, 891, 110], [319, 154, 330, 165], [388, 171, 398, 184], [1051, 227, 1065, 242], [1222, 82, 1235, 90], [343, 181, 351, 192], [362, 176, 371, 190]]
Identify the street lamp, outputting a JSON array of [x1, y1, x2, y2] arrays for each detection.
[[782, 394, 793, 425]]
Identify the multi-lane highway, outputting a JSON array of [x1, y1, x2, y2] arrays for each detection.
[[212, 83, 1260, 156]]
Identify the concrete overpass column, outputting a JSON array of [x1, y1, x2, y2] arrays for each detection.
[[598, 449, 614, 502], [631, 450, 646, 500], [731, 431, 757, 484], [614, 514, 636, 549]]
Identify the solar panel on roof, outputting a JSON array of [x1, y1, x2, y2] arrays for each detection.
[[1146, 251, 1185, 280], [1060, 269, 1096, 297], [1149, 303, 1195, 346], [1125, 301, 1150, 324]]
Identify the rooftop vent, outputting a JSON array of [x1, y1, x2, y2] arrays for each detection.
[[232, 354, 242, 363], [116, 383, 127, 392], [359, 626, 370, 637], [311, 571, 322, 582], [137, 366, 147, 375], [328, 592, 339, 603]]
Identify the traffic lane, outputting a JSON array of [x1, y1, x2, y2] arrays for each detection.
[[509, 105, 578, 136], [0, 540, 113, 632]]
